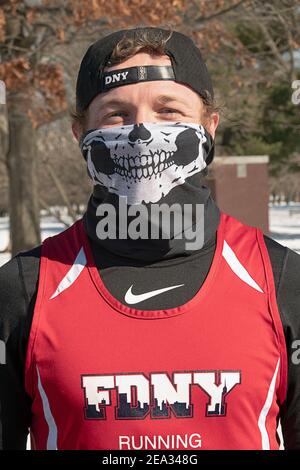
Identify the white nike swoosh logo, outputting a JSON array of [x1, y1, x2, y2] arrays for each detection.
[[124, 283, 185, 305]]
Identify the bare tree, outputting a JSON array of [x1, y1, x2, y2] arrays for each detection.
[[0, 0, 251, 255], [1, 0, 298, 255]]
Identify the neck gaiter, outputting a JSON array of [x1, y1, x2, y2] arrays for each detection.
[[79, 122, 220, 262]]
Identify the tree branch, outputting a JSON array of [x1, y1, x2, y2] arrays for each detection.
[[193, 0, 247, 25], [270, 3, 296, 81], [43, 159, 78, 223], [242, 1, 291, 76], [39, 196, 71, 228]]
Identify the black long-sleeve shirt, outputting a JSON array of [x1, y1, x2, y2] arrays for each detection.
[[0, 232, 300, 449]]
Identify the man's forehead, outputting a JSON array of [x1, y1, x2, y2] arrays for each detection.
[[90, 81, 199, 110], [97, 93, 189, 107]]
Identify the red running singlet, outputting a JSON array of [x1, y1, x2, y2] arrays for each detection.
[[25, 213, 287, 450]]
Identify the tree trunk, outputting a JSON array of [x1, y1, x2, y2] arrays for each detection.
[[6, 91, 41, 256]]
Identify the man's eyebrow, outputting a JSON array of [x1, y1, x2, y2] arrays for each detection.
[[97, 94, 189, 110], [155, 94, 189, 106], [96, 99, 127, 110]]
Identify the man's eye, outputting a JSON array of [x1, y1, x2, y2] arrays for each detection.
[[104, 109, 182, 120], [160, 108, 181, 114], [107, 112, 127, 118]]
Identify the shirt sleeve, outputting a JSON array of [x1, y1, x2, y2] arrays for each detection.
[[0, 247, 40, 450], [264, 235, 300, 450], [276, 247, 300, 449]]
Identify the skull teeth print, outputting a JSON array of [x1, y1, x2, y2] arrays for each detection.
[[113, 151, 174, 181], [82, 123, 209, 205]]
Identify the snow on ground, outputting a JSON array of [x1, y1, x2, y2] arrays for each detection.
[[269, 203, 300, 254], [0, 216, 9, 267], [0, 215, 66, 267]]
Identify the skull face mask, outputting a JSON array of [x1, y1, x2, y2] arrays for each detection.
[[79, 122, 214, 205], [80, 121, 219, 262]]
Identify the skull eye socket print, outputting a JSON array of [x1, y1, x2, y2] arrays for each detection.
[[80, 122, 214, 205]]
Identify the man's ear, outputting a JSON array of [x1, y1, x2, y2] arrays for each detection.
[[206, 113, 219, 140], [72, 121, 82, 143]]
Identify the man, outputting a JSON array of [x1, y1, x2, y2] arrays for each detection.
[[0, 26, 300, 450]]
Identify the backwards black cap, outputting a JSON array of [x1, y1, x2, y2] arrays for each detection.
[[75, 27, 214, 113]]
